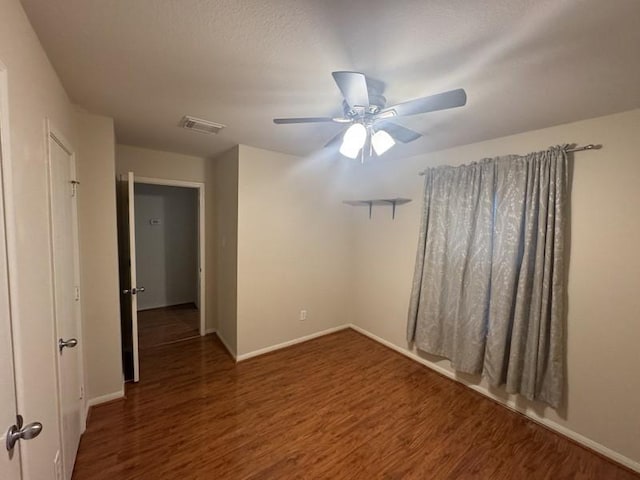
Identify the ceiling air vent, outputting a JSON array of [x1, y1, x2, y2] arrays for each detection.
[[180, 115, 225, 135]]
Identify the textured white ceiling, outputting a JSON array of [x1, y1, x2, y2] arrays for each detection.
[[20, 0, 640, 159]]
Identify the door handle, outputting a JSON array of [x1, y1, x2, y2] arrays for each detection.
[[122, 286, 145, 295], [59, 337, 78, 353], [5, 415, 43, 451]]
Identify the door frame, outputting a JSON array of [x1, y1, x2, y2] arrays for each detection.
[[44, 121, 87, 446], [133, 176, 206, 337], [0, 58, 23, 480]]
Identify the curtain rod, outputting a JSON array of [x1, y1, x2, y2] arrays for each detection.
[[418, 144, 601, 176], [565, 143, 601, 153]]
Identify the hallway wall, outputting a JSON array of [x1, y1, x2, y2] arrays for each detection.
[[214, 147, 238, 356], [75, 111, 123, 406]]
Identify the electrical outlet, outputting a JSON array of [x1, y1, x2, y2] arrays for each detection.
[[299, 309, 307, 321]]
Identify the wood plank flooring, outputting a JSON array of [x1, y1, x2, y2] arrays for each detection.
[[73, 329, 639, 479], [137, 303, 200, 349]]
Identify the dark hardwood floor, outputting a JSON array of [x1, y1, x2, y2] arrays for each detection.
[[137, 303, 200, 349], [73, 329, 638, 479]]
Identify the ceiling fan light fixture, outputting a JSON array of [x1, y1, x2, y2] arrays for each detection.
[[272, 72, 464, 160], [372, 129, 396, 156], [339, 143, 362, 160], [339, 123, 367, 159]]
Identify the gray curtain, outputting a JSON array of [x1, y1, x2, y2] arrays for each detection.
[[407, 146, 568, 408]]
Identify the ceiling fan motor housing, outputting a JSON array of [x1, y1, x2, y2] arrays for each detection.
[[342, 92, 386, 118]]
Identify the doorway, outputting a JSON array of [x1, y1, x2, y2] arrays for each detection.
[[135, 181, 200, 349], [118, 174, 205, 382]]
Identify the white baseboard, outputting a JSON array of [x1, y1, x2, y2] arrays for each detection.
[[236, 325, 350, 362], [84, 390, 125, 420], [86, 390, 125, 408], [204, 328, 216, 335], [215, 331, 237, 360], [348, 324, 640, 474]]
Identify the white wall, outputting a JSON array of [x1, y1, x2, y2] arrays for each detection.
[[236, 145, 353, 357], [214, 147, 238, 355], [134, 183, 198, 310], [347, 109, 640, 467], [116, 144, 216, 330], [74, 111, 123, 405], [0, 0, 77, 477]]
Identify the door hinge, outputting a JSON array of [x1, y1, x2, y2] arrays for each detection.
[[70, 180, 80, 197], [80, 385, 84, 400], [74, 286, 80, 301]]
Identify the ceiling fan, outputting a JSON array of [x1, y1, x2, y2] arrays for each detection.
[[273, 71, 467, 160]]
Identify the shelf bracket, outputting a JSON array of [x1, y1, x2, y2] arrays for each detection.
[[343, 198, 412, 220]]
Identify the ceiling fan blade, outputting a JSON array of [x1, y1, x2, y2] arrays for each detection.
[[376, 122, 422, 143], [324, 130, 345, 148], [273, 117, 335, 124], [380, 88, 467, 118], [332, 71, 370, 110]]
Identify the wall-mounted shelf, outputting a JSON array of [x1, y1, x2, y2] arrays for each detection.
[[343, 198, 412, 219]]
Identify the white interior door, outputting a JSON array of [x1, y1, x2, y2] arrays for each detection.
[[117, 172, 140, 383], [48, 131, 83, 480], [128, 172, 140, 382], [0, 115, 21, 480]]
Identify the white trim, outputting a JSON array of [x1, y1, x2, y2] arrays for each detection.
[[84, 390, 125, 419], [46, 122, 74, 156], [348, 324, 640, 474], [132, 176, 206, 337], [86, 390, 125, 408], [134, 176, 204, 190], [215, 332, 237, 361], [45, 121, 87, 477], [236, 325, 351, 362], [204, 328, 216, 335]]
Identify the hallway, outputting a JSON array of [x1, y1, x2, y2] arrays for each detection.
[[72, 330, 638, 479]]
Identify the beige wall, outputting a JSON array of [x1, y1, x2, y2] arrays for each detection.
[[236, 145, 352, 357], [347, 109, 640, 466], [0, 0, 76, 477], [214, 147, 239, 355], [116, 144, 217, 331], [75, 111, 123, 403], [117, 144, 207, 182]]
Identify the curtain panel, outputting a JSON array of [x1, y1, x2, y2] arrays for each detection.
[[407, 146, 568, 407]]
